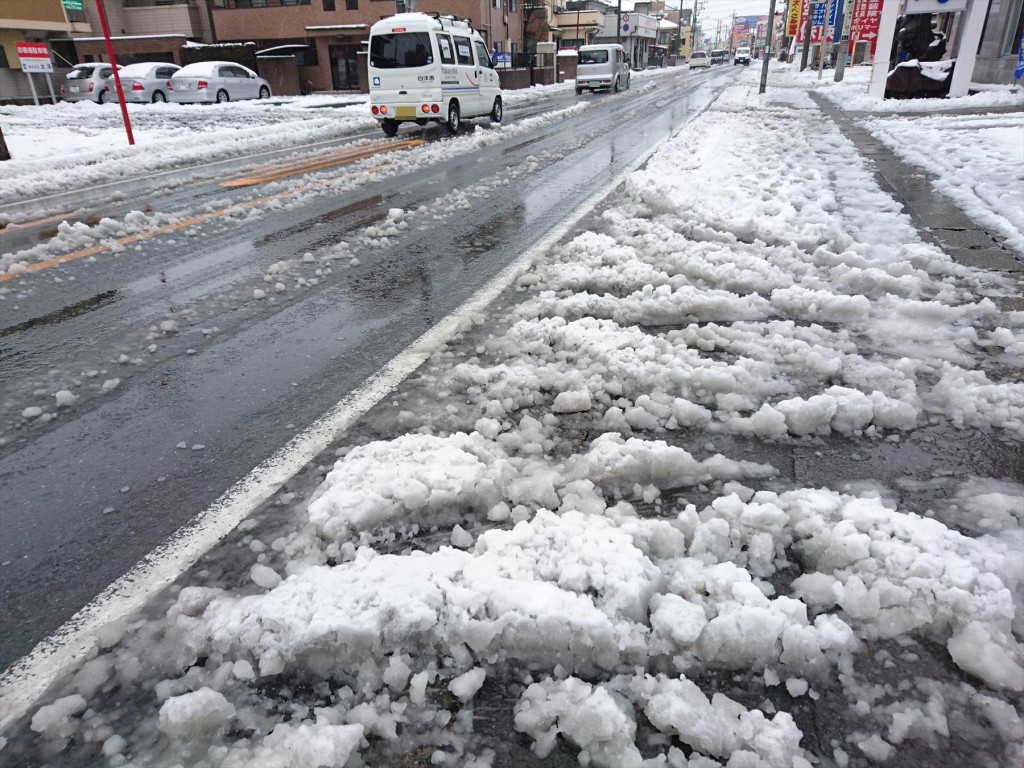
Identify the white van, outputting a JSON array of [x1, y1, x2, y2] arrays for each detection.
[[575, 44, 631, 95], [368, 13, 502, 137]]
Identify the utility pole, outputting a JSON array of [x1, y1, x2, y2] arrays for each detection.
[[817, 0, 835, 79], [617, 0, 622, 44], [800, 0, 813, 70], [833, 0, 855, 81], [758, 0, 778, 93]]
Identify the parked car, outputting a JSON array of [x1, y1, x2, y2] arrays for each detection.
[[110, 62, 181, 103], [169, 62, 271, 104], [688, 51, 710, 70], [734, 47, 751, 66], [59, 63, 115, 104], [710, 49, 729, 65]]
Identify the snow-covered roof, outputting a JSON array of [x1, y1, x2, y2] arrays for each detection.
[[74, 34, 186, 42], [658, 19, 678, 30], [116, 62, 178, 77]]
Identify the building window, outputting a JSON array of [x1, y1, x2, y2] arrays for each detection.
[[346, 0, 357, 8], [323, 0, 335, 8]]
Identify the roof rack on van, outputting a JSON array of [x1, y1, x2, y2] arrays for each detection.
[[426, 12, 474, 31]]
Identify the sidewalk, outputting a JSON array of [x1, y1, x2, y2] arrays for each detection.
[[4, 68, 1023, 768]]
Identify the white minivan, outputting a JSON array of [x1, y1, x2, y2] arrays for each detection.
[[575, 44, 631, 95], [368, 13, 502, 137]]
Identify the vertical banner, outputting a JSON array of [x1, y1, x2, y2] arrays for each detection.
[[797, 0, 811, 42], [848, 0, 883, 56], [787, 0, 804, 36]]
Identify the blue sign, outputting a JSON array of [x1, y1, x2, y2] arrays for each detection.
[[812, 0, 841, 27], [1016, 32, 1024, 81]]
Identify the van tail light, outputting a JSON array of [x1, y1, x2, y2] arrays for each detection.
[[89, 82, 95, 92], [380, 105, 388, 115], [371, 106, 379, 115], [421, 104, 429, 113], [131, 80, 145, 91], [197, 80, 208, 90], [430, 104, 439, 114]]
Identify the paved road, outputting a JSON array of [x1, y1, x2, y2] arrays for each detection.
[[0, 67, 736, 670]]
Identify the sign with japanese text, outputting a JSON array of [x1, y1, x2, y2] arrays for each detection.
[[848, 0, 883, 56], [787, 0, 804, 36], [15, 42, 54, 73], [61, 0, 84, 11]]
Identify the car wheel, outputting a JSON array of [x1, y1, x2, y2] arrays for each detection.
[[613, 77, 619, 93], [489, 97, 502, 123], [381, 119, 399, 137], [216, 89, 230, 104], [575, 86, 583, 96], [152, 91, 166, 103], [259, 86, 270, 99], [445, 101, 460, 135]]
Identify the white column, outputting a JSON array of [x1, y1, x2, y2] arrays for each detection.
[[867, 0, 902, 99], [947, 0, 991, 97]]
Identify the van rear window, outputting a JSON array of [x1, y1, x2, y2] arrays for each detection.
[[370, 32, 433, 69], [579, 50, 609, 65]]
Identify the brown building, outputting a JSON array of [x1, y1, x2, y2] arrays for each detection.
[[211, 0, 525, 91]]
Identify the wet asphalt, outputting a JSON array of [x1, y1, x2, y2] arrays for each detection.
[[0, 67, 736, 670]]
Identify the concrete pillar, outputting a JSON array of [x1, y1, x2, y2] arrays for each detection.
[[867, 0, 902, 99], [948, 0, 991, 97]]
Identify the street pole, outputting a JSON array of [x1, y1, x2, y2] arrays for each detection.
[[833, 0, 855, 81], [800, 0, 813, 70], [576, 4, 581, 48], [817, 0, 834, 79], [95, 0, 135, 146], [759, 0, 778, 93], [617, 0, 622, 44]]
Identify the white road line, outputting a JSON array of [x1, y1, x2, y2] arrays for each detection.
[[0, 112, 696, 733]]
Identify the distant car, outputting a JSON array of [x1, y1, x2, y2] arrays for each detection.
[[734, 47, 751, 66], [59, 63, 115, 104], [110, 62, 181, 103], [169, 61, 271, 104], [576, 43, 631, 94], [688, 51, 710, 70], [710, 49, 729, 65]]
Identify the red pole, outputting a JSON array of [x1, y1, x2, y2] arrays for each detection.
[[94, 0, 135, 146]]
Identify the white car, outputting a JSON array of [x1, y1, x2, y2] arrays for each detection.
[[59, 63, 115, 103], [169, 61, 271, 104], [688, 51, 710, 70], [110, 62, 181, 103], [576, 43, 631, 94], [734, 47, 751, 66]]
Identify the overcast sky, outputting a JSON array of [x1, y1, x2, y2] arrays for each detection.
[[664, 0, 779, 31]]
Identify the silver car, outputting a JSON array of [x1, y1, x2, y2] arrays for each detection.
[[59, 63, 115, 103], [110, 62, 181, 103], [169, 61, 271, 104]]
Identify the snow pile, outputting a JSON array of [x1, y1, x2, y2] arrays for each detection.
[[13, 65, 1024, 768], [863, 112, 1024, 254]]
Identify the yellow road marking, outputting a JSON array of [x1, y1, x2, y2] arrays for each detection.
[[1, 211, 85, 234], [0, 140, 428, 284], [221, 139, 425, 188]]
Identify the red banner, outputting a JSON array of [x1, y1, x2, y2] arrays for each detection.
[[849, 0, 883, 56]]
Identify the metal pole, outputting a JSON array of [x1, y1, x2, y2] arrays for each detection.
[[26, 72, 40, 107], [833, 0, 855, 81], [44, 72, 57, 104], [617, 0, 622, 44], [95, 0, 135, 146], [817, 0, 833, 79], [577, 5, 581, 47], [759, 0, 778, 93], [800, 0, 813, 70]]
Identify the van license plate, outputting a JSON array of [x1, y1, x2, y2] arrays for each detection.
[[397, 106, 416, 119]]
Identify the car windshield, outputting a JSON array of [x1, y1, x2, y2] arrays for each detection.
[[370, 32, 433, 69], [737, 49, 749, 55], [579, 50, 609, 65]]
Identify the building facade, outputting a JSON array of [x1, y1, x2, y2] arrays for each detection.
[[975, 0, 1023, 83], [210, 0, 524, 91], [1, 0, 90, 69]]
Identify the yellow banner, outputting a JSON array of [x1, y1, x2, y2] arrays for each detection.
[[787, 0, 804, 37]]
